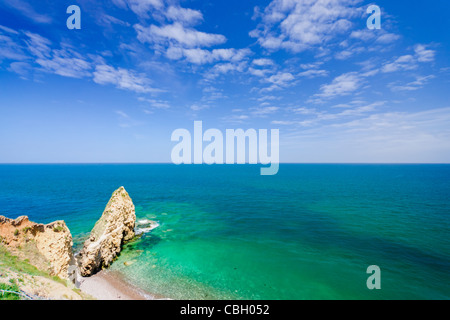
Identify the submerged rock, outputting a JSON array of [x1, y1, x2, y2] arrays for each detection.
[[0, 215, 75, 280], [77, 186, 136, 277]]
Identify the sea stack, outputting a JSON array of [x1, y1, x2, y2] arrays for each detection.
[[0, 215, 75, 280], [77, 186, 136, 277]]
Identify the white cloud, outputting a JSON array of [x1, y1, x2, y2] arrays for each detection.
[[3, 0, 52, 24], [0, 33, 29, 61], [298, 69, 328, 78], [382, 45, 436, 73], [389, 75, 435, 92], [252, 58, 274, 66], [98, 14, 131, 27], [1, 31, 93, 79], [376, 33, 401, 44], [272, 101, 386, 131], [118, 0, 164, 18], [250, 106, 279, 116], [138, 97, 171, 108], [300, 62, 323, 70], [381, 55, 416, 73], [135, 22, 226, 48], [281, 107, 450, 163], [0, 25, 19, 34], [249, 67, 273, 77], [93, 64, 160, 93], [201, 86, 227, 102], [166, 47, 251, 65], [36, 53, 92, 78], [24, 32, 52, 59], [414, 44, 435, 63], [209, 62, 246, 75], [8, 61, 31, 78], [190, 104, 210, 111], [292, 107, 318, 115], [349, 29, 375, 41], [267, 72, 295, 86], [222, 114, 249, 124], [250, 0, 362, 52], [334, 46, 365, 60], [350, 29, 400, 44], [115, 110, 130, 118], [165, 6, 203, 25], [114, 109, 143, 128], [314, 72, 363, 100]]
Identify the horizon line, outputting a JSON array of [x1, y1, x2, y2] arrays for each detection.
[[0, 162, 450, 165]]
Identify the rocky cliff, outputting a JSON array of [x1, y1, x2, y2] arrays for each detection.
[[0, 215, 74, 280], [77, 186, 136, 277]]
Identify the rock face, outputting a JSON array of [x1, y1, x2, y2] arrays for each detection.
[[77, 186, 136, 277], [0, 215, 74, 280]]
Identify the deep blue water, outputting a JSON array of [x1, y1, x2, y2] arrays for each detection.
[[0, 164, 449, 299]]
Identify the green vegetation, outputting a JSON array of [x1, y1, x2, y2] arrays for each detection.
[[14, 229, 19, 237], [0, 245, 49, 278], [0, 245, 92, 299], [0, 240, 97, 300], [0, 281, 21, 300], [53, 225, 64, 233]]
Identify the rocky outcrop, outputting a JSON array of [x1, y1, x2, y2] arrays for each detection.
[[77, 186, 136, 277], [0, 186, 136, 282], [0, 215, 74, 280]]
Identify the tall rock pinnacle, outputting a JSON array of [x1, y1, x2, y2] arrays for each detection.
[[77, 186, 136, 277]]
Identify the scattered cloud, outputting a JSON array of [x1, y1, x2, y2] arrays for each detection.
[[250, 106, 279, 117], [414, 44, 435, 63], [382, 45, 435, 73], [381, 55, 417, 73], [165, 6, 203, 25], [114, 109, 143, 128], [252, 58, 274, 66], [97, 14, 131, 27], [313, 72, 364, 100], [298, 69, 328, 78], [7, 61, 31, 78], [135, 23, 226, 48], [250, 0, 362, 53], [138, 97, 171, 109], [266, 72, 295, 86], [93, 64, 160, 93], [114, 0, 164, 19], [24, 32, 52, 59], [389, 75, 435, 92], [2, 0, 52, 24], [167, 47, 251, 65], [0, 24, 19, 34], [349, 29, 401, 44], [190, 104, 210, 111]]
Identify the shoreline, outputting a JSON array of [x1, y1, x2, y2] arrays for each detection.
[[78, 269, 167, 300], [76, 220, 162, 300]]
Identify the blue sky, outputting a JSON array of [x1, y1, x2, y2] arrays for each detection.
[[0, 0, 449, 163]]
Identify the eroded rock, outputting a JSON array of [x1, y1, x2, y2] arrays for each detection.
[[0, 215, 74, 280], [77, 186, 136, 277]]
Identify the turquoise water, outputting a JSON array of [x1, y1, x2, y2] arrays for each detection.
[[0, 164, 449, 299]]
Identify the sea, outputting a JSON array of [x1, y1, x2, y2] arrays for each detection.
[[0, 164, 449, 299]]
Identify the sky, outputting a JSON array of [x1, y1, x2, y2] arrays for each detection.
[[0, 0, 450, 163]]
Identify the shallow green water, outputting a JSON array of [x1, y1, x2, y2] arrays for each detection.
[[1, 164, 449, 299]]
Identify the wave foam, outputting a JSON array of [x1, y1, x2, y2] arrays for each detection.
[[135, 219, 159, 235]]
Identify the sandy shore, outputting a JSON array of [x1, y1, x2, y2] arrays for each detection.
[[78, 270, 164, 300]]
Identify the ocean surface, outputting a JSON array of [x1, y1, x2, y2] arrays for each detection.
[[0, 164, 449, 300]]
